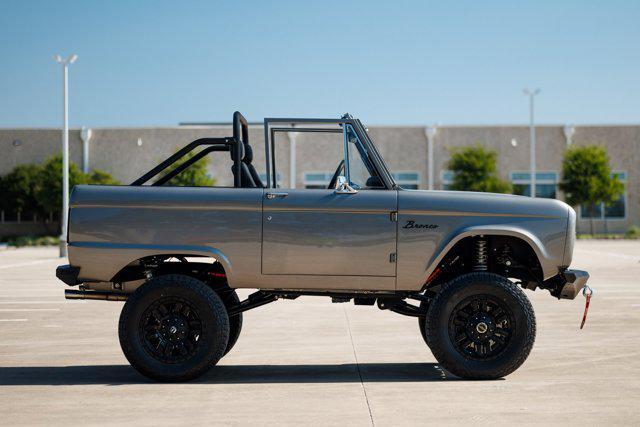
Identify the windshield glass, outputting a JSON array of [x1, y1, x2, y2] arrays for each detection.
[[351, 120, 395, 189], [346, 125, 382, 189]]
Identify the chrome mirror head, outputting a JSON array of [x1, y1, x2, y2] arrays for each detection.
[[335, 175, 358, 194]]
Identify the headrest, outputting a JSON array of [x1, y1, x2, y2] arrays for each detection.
[[230, 142, 245, 161], [244, 144, 253, 163], [365, 176, 384, 188]]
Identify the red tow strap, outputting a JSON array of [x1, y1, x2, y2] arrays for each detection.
[[580, 285, 594, 330]]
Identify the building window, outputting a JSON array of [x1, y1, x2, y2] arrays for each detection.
[[510, 171, 558, 199], [441, 170, 454, 190], [580, 172, 626, 219], [259, 172, 283, 187], [303, 172, 334, 189], [392, 171, 419, 189]]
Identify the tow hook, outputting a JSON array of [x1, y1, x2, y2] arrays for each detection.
[[580, 285, 594, 329]]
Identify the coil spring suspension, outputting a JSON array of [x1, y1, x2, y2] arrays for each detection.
[[473, 237, 488, 271]]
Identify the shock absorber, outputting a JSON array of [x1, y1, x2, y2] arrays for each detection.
[[473, 236, 488, 271]]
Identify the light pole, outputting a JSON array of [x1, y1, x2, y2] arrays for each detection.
[[288, 125, 297, 188], [54, 53, 77, 257], [425, 125, 437, 190], [80, 126, 92, 173], [523, 88, 540, 197]]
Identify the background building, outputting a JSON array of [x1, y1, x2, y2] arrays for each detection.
[[1, 122, 638, 236]]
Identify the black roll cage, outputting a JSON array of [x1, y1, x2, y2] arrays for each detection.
[[131, 111, 396, 190], [131, 111, 249, 187]]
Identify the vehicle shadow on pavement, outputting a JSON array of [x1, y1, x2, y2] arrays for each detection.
[[0, 362, 462, 385]]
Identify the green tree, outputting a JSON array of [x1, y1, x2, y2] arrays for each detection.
[[86, 169, 121, 185], [447, 144, 512, 193], [34, 155, 87, 218], [0, 164, 42, 220], [0, 156, 119, 234], [560, 145, 623, 235], [158, 150, 215, 187]]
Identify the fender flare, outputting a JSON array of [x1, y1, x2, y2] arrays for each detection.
[[423, 225, 552, 282], [69, 242, 234, 285]]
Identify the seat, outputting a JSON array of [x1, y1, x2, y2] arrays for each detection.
[[243, 144, 264, 188], [230, 143, 264, 188], [230, 144, 256, 188]]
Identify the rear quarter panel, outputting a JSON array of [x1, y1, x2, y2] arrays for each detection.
[[68, 185, 263, 287]]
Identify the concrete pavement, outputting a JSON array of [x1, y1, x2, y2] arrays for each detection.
[[0, 241, 639, 426]]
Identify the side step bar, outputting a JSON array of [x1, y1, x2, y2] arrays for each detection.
[[65, 289, 128, 301]]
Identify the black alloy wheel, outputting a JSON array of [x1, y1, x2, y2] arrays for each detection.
[[423, 272, 536, 380], [448, 294, 514, 361], [119, 274, 229, 382], [139, 296, 203, 364]]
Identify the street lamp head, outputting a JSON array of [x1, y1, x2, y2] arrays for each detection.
[[523, 88, 541, 96], [54, 54, 78, 64]]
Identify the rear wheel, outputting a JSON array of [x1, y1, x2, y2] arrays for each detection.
[[424, 272, 536, 380], [118, 274, 229, 382]]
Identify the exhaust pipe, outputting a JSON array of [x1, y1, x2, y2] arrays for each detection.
[[65, 289, 128, 301]]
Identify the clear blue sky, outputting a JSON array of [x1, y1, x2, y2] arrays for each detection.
[[1, 0, 638, 127]]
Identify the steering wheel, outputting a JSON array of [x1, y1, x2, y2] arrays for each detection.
[[327, 160, 345, 190]]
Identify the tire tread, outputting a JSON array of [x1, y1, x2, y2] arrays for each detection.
[[424, 272, 536, 380], [118, 274, 229, 382]]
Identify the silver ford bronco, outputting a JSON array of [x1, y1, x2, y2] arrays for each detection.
[[56, 112, 589, 382]]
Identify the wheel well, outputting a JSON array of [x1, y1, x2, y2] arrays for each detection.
[[111, 254, 229, 290], [424, 236, 543, 290]]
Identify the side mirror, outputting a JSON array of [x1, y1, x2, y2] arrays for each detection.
[[335, 176, 358, 194]]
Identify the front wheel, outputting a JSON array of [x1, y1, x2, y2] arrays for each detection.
[[118, 274, 230, 382], [424, 272, 536, 380]]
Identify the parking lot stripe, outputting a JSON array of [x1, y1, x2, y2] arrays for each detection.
[[0, 259, 58, 270], [578, 249, 639, 261], [0, 301, 63, 304], [0, 308, 60, 312], [0, 319, 28, 322]]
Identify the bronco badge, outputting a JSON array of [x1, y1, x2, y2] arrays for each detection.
[[402, 220, 439, 229]]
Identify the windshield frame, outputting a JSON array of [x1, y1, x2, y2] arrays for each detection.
[[263, 116, 397, 190]]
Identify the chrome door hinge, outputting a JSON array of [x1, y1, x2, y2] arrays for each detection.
[[390, 211, 398, 222], [389, 253, 397, 263]]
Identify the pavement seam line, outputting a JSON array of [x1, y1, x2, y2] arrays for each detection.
[[343, 306, 375, 427], [0, 259, 57, 270]]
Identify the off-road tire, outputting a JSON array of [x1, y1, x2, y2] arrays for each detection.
[[119, 274, 229, 382], [418, 301, 428, 346], [218, 289, 242, 355], [424, 272, 536, 380]]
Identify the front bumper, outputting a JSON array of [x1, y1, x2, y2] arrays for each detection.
[[558, 269, 590, 300], [56, 264, 80, 286]]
